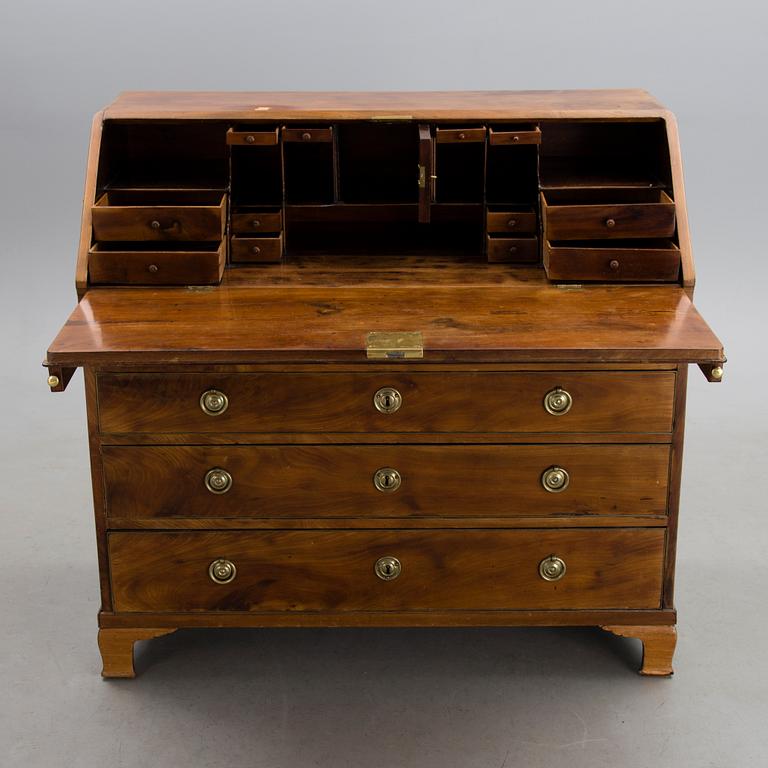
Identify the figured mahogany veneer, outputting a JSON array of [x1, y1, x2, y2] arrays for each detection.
[[45, 90, 725, 677]]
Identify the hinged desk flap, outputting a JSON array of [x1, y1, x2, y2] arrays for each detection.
[[46, 284, 723, 367]]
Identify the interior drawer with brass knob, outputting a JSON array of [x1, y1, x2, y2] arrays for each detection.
[[541, 188, 676, 241], [486, 206, 537, 234], [91, 190, 227, 242], [96, 371, 676, 435], [108, 528, 665, 612], [89, 242, 226, 285], [486, 235, 539, 263], [230, 233, 283, 263], [101, 444, 671, 519], [230, 209, 283, 235]]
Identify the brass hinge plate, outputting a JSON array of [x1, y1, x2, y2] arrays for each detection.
[[366, 331, 424, 360]]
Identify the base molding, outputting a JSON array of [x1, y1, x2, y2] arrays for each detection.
[[97, 628, 178, 678], [602, 624, 677, 676]]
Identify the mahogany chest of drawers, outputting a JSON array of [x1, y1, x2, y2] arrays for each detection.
[[45, 90, 724, 677]]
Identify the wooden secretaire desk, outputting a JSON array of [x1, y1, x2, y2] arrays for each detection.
[[46, 90, 724, 678]]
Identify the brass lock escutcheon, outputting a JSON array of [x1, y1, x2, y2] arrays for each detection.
[[205, 468, 233, 494], [208, 558, 237, 584], [373, 467, 402, 493], [375, 556, 402, 581], [543, 387, 572, 415], [538, 555, 567, 581], [200, 389, 229, 416], [373, 386, 402, 414], [541, 466, 569, 493]]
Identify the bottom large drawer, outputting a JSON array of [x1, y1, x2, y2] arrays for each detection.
[[109, 529, 665, 612]]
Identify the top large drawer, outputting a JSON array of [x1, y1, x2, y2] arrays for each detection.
[[97, 371, 676, 434]]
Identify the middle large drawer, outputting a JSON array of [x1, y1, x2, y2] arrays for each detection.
[[102, 444, 670, 519]]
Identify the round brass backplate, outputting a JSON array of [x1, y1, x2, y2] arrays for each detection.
[[200, 389, 229, 416], [205, 468, 233, 494], [373, 387, 402, 414], [538, 555, 567, 581], [543, 387, 572, 416], [541, 466, 570, 493], [373, 467, 402, 493], [208, 558, 237, 584], [374, 556, 402, 581]]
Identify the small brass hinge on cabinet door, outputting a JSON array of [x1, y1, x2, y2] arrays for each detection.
[[366, 331, 424, 360]]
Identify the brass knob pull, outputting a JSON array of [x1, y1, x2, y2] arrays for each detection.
[[245, 134, 256, 143], [251, 245, 261, 255], [509, 246, 518, 254], [148, 264, 159, 274], [541, 466, 569, 493], [609, 259, 620, 271], [200, 389, 229, 416], [373, 386, 402, 414], [251, 219, 262, 229], [302, 131, 312, 141], [205, 468, 232, 494], [507, 218, 517, 228], [605, 218, 616, 228], [458, 132, 466, 140], [373, 467, 402, 493], [208, 558, 237, 584], [149, 219, 179, 232], [374, 556, 402, 581], [47, 374, 60, 388], [543, 387, 572, 415], [539, 555, 566, 581], [150, 219, 161, 229]]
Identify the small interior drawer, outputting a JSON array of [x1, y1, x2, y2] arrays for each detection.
[[544, 239, 681, 282], [541, 188, 676, 240], [486, 206, 537, 234], [92, 190, 226, 242], [226, 127, 279, 146], [489, 125, 541, 145], [230, 209, 282, 234], [486, 235, 539, 263], [282, 127, 334, 143], [435, 127, 486, 143], [230, 233, 284, 263], [88, 242, 225, 285]]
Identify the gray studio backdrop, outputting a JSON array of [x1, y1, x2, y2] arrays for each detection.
[[1, 1, 766, 767]]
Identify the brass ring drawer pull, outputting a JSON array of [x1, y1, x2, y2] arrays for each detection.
[[208, 558, 237, 584], [205, 468, 232, 494], [538, 555, 566, 581], [373, 386, 402, 414], [543, 387, 572, 415], [374, 556, 402, 581], [200, 389, 229, 416], [541, 466, 569, 493], [373, 467, 402, 493]]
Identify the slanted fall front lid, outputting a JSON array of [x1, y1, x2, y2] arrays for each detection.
[[46, 283, 723, 368]]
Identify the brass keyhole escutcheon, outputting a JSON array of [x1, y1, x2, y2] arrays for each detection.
[[541, 466, 569, 493], [538, 555, 566, 581], [375, 556, 402, 581], [543, 387, 572, 416], [373, 467, 402, 493], [373, 387, 402, 414], [205, 468, 233, 494], [200, 389, 229, 416], [208, 558, 237, 584]]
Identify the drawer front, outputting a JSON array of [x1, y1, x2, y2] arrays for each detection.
[[89, 244, 225, 286], [282, 127, 334, 143], [486, 210, 537, 234], [103, 444, 671, 519], [97, 372, 676, 435], [109, 529, 665, 612], [542, 191, 676, 241], [487, 236, 539, 263], [543, 241, 681, 282], [230, 234, 283, 262], [92, 203, 226, 243], [230, 211, 283, 234]]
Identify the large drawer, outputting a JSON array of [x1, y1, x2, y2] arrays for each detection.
[[102, 444, 671, 519], [97, 372, 676, 434], [109, 529, 665, 612]]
